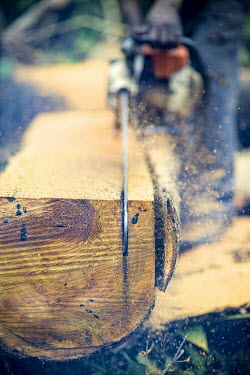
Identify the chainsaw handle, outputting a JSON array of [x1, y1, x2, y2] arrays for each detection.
[[122, 35, 208, 87], [130, 33, 195, 52], [131, 31, 180, 50]]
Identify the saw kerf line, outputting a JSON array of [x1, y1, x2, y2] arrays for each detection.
[[120, 90, 129, 257]]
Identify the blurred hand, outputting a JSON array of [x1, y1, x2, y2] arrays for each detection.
[[133, 4, 182, 47]]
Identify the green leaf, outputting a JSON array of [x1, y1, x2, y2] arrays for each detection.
[[182, 370, 197, 375], [186, 346, 207, 374], [179, 326, 209, 353], [122, 352, 145, 375], [223, 313, 250, 320]]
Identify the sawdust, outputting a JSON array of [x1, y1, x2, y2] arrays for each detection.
[[12, 59, 250, 322], [147, 215, 250, 328], [14, 60, 109, 111]]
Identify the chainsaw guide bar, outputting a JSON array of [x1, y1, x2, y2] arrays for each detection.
[[120, 89, 129, 257]]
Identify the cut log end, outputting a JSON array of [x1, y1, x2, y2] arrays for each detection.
[[0, 69, 179, 360], [0, 197, 157, 359]]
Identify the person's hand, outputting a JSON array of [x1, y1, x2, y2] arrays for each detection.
[[134, 3, 182, 47]]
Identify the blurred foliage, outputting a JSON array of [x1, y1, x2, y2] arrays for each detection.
[[0, 58, 14, 80], [241, 16, 250, 66], [0, 0, 35, 27], [1, 0, 123, 63], [1, 0, 250, 64], [0, 0, 101, 26], [36, 0, 114, 62]]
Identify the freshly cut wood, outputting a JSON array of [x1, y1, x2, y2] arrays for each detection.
[[0, 110, 178, 360], [147, 215, 250, 328], [143, 132, 180, 290], [234, 150, 250, 212], [5, 56, 249, 362], [14, 60, 109, 110], [142, 136, 250, 328]]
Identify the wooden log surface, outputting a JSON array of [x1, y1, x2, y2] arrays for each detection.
[[0, 196, 156, 360], [0, 110, 153, 201], [143, 135, 250, 328], [0, 101, 178, 358], [13, 60, 109, 111], [1, 58, 249, 359], [0, 108, 161, 360], [147, 215, 250, 328]]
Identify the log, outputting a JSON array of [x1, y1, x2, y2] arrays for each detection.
[[0, 110, 178, 360], [147, 215, 250, 328], [143, 144, 250, 329], [234, 150, 250, 212], [143, 132, 180, 290], [5, 59, 250, 360], [14, 60, 109, 111]]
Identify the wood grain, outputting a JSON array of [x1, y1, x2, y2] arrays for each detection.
[[0, 110, 153, 201], [143, 132, 180, 290], [14, 60, 109, 111], [0, 109, 178, 360], [148, 216, 250, 328], [0, 197, 155, 360]]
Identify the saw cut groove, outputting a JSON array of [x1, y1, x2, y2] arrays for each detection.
[[146, 152, 179, 291], [121, 189, 128, 256], [0, 110, 156, 360]]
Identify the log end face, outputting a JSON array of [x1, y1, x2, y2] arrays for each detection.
[[0, 198, 155, 360]]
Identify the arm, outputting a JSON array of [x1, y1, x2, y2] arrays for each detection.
[[146, 0, 183, 44], [117, 0, 143, 29], [118, 0, 183, 45]]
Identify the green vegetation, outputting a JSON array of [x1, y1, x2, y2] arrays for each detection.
[[1, 0, 123, 64], [1, 0, 250, 65], [1, 312, 249, 374], [241, 17, 250, 66], [80, 313, 250, 375]]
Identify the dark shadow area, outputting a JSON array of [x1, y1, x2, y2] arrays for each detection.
[[0, 309, 249, 375], [237, 81, 250, 150]]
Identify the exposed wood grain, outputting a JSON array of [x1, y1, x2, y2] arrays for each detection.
[[0, 197, 155, 360], [234, 150, 250, 211], [0, 55, 180, 360], [0, 109, 157, 359], [0, 108, 178, 360], [0, 111, 153, 201], [147, 216, 250, 328], [143, 132, 180, 291], [14, 60, 109, 110], [8, 56, 249, 361]]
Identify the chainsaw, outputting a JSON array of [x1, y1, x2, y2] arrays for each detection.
[[109, 35, 207, 128], [108, 35, 207, 288]]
